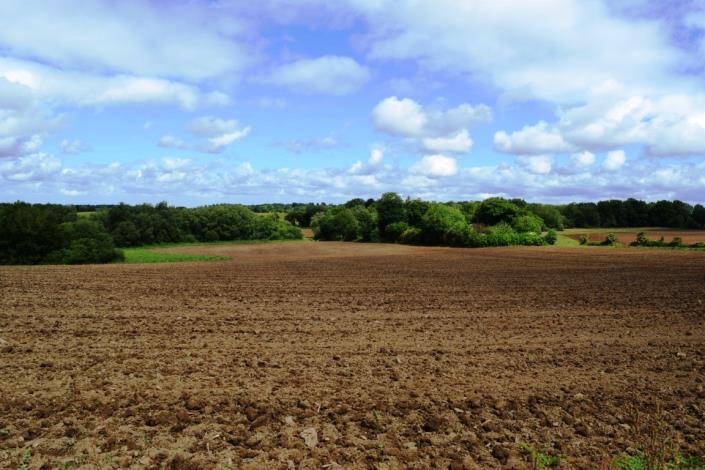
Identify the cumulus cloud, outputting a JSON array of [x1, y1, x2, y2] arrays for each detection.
[[494, 121, 576, 155], [571, 151, 596, 167], [159, 116, 252, 154], [60, 139, 89, 155], [349, 0, 687, 104], [410, 154, 459, 178], [517, 155, 553, 175], [422, 129, 473, 153], [349, 147, 385, 175], [603, 150, 626, 171], [263, 55, 370, 95], [372, 97, 489, 156]]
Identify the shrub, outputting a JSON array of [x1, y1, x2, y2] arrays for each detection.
[[633, 231, 649, 246], [399, 227, 422, 245], [512, 214, 544, 233], [669, 236, 683, 247], [579, 234, 589, 245], [544, 229, 558, 245], [45, 220, 123, 264], [385, 222, 410, 242], [602, 233, 616, 245], [485, 223, 519, 246], [474, 198, 521, 226], [420, 203, 468, 245]]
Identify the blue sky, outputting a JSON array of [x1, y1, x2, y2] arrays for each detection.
[[1, 0, 705, 205]]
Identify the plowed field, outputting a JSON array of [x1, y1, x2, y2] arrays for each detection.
[[1, 242, 704, 469]]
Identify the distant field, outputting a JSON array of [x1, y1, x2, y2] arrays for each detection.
[[563, 227, 705, 245], [121, 239, 308, 263], [76, 211, 96, 218]]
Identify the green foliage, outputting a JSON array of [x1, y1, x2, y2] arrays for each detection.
[[350, 205, 378, 242], [528, 204, 565, 230], [670, 236, 683, 247], [122, 247, 228, 264], [611, 453, 704, 470], [399, 227, 422, 245], [544, 229, 558, 245], [385, 221, 410, 242], [311, 208, 360, 241], [485, 222, 519, 246], [474, 197, 521, 226], [513, 214, 544, 233], [520, 444, 560, 469], [420, 203, 468, 245], [405, 198, 430, 227], [602, 232, 617, 245], [634, 231, 649, 246], [579, 234, 589, 245], [376, 192, 406, 240]]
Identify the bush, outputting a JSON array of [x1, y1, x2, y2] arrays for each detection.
[[384, 222, 410, 242], [485, 223, 519, 246], [602, 233, 616, 245], [474, 198, 521, 226], [579, 234, 589, 245], [46, 220, 123, 264], [399, 227, 422, 245], [669, 236, 683, 247], [633, 231, 649, 246], [420, 203, 468, 245], [544, 229, 558, 245], [512, 214, 544, 233]]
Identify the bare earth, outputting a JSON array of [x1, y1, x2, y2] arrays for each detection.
[[1, 242, 704, 469]]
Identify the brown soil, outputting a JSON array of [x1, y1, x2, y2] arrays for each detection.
[[1, 242, 704, 469], [568, 229, 705, 245]]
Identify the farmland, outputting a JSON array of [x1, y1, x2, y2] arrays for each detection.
[[563, 228, 705, 246], [1, 242, 704, 469]]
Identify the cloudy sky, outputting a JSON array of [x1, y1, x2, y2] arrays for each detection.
[[1, 0, 705, 205]]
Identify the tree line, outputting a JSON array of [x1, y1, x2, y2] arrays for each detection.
[[2, 196, 703, 264], [305, 194, 705, 247], [0, 202, 302, 265]]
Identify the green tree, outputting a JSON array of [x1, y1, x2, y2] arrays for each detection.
[[376, 192, 406, 241], [512, 214, 544, 233], [474, 198, 521, 226], [420, 203, 468, 245]]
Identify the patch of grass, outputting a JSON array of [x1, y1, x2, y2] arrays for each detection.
[[611, 453, 705, 469], [76, 211, 96, 218], [521, 443, 560, 469], [18, 447, 32, 470], [120, 238, 309, 264], [554, 234, 581, 247], [121, 247, 228, 264]]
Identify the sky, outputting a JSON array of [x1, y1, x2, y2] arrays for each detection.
[[1, 0, 705, 206]]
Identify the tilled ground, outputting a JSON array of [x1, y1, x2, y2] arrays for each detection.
[[1, 242, 704, 469]]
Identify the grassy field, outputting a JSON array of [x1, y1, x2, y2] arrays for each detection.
[[120, 238, 308, 263]]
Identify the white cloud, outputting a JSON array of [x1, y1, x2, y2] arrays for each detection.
[[372, 96, 427, 137], [263, 55, 370, 95], [410, 154, 458, 178], [158, 117, 251, 154], [60, 139, 89, 155], [603, 150, 626, 171], [571, 151, 596, 167], [274, 135, 340, 154], [349, 148, 385, 175], [372, 97, 488, 156], [350, 0, 688, 104], [422, 129, 472, 153], [494, 121, 575, 155], [0, 58, 229, 110], [518, 155, 553, 175], [158, 135, 187, 150], [0, 0, 251, 81]]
